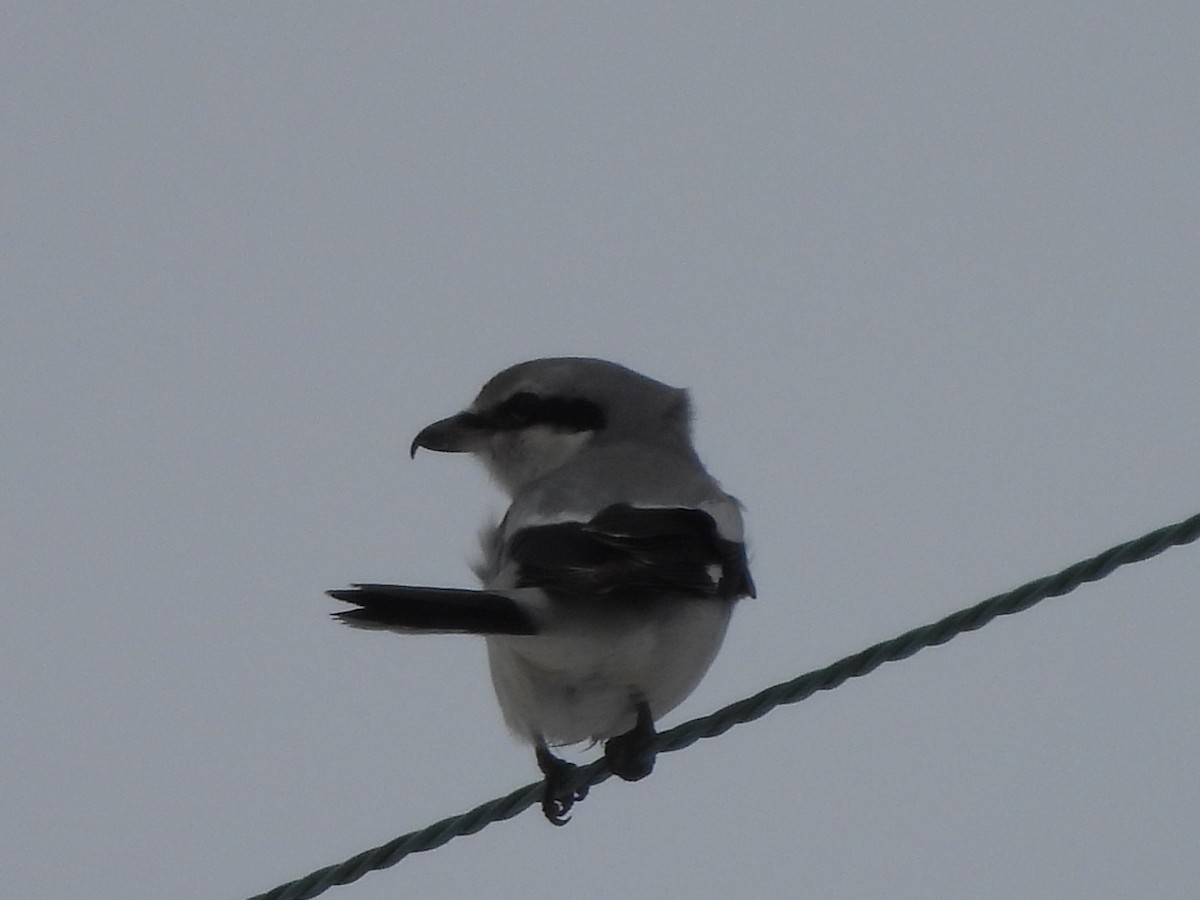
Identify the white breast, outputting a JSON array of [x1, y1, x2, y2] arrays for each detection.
[[484, 596, 733, 745]]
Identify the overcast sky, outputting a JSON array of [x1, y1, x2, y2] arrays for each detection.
[[4, 5, 1199, 899]]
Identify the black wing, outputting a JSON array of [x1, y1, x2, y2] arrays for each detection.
[[506, 503, 755, 601]]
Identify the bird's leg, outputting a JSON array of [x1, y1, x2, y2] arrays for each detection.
[[603, 699, 657, 781], [535, 741, 588, 826]]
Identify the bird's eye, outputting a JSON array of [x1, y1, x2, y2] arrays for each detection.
[[507, 391, 540, 413], [494, 391, 542, 426]]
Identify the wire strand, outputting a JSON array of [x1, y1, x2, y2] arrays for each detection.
[[247, 509, 1200, 900]]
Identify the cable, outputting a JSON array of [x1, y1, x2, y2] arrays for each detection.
[[248, 509, 1200, 900]]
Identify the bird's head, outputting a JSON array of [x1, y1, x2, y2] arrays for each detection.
[[410, 357, 693, 495]]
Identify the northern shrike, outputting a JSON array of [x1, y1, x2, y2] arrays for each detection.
[[330, 357, 755, 823]]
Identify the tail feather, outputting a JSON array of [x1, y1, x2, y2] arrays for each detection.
[[328, 584, 538, 635]]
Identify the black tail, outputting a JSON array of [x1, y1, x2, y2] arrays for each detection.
[[328, 584, 538, 635]]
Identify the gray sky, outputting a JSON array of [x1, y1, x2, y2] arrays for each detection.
[[4, 5, 1199, 899]]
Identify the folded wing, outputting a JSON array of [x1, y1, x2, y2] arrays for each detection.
[[507, 503, 756, 602]]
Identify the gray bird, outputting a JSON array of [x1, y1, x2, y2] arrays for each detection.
[[330, 357, 755, 823]]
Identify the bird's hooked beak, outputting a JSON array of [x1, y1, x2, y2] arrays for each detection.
[[410, 412, 487, 458]]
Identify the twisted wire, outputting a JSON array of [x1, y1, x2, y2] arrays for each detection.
[[248, 509, 1200, 900]]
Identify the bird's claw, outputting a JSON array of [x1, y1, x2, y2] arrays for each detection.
[[536, 744, 589, 826], [603, 700, 657, 782]]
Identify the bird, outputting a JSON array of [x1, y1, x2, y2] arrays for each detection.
[[329, 357, 755, 824]]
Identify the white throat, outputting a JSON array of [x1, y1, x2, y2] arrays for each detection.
[[479, 426, 592, 495]]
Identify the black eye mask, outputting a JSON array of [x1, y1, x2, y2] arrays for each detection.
[[470, 392, 606, 433]]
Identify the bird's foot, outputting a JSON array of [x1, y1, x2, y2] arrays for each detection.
[[536, 743, 589, 826], [603, 700, 657, 782]]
